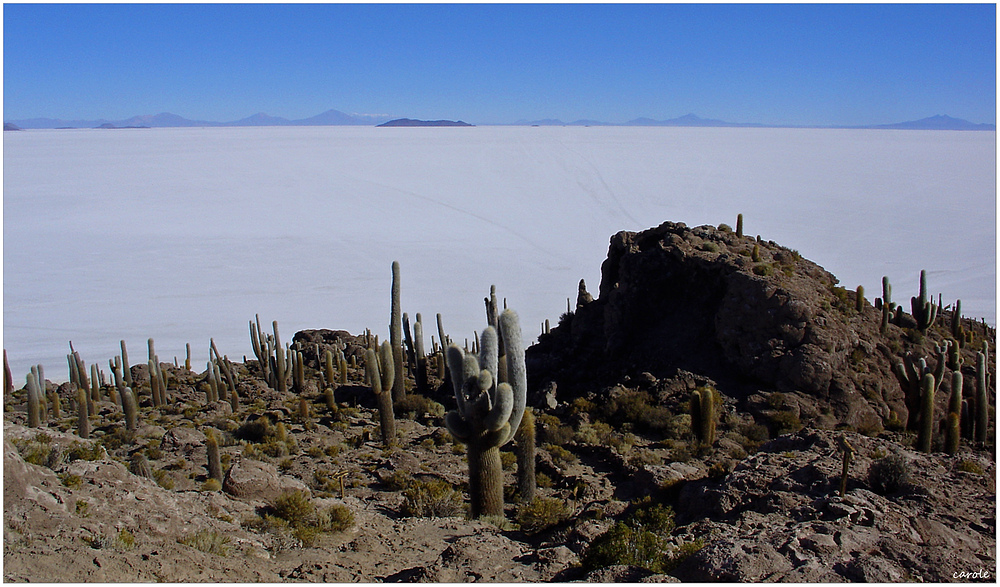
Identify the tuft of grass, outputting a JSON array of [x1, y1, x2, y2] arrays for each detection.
[[957, 459, 985, 475], [401, 478, 464, 518], [200, 478, 222, 492], [178, 530, 231, 556]]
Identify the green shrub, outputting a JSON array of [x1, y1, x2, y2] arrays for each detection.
[[271, 490, 315, 526], [752, 263, 774, 277], [393, 394, 445, 420], [60, 473, 83, 488], [599, 390, 678, 437], [544, 443, 578, 466], [957, 460, 985, 475], [320, 504, 354, 533], [582, 502, 699, 573], [401, 478, 464, 518], [868, 454, 909, 495], [516, 497, 572, 534]]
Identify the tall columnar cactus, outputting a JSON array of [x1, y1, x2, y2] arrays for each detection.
[[736, 213, 744, 238], [974, 351, 989, 444], [121, 340, 133, 387], [855, 285, 865, 313], [893, 352, 945, 431], [365, 342, 396, 447], [690, 388, 717, 445], [515, 406, 536, 503], [273, 321, 288, 394], [390, 261, 405, 402], [4, 349, 13, 403], [910, 270, 938, 332], [952, 299, 964, 344], [185, 343, 192, 372], [77, 386, 90, 439], [945, 371, 964, 455], [444, 309, 526, 518], [206, 431, 223, 482], [413, 314, 428, 394], [916, 373, 935, 453], [122, 387, 138, 432], [26, 373, 41, 428]]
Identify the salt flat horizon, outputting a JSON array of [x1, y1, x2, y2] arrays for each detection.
[[3, 125, 995, 382]]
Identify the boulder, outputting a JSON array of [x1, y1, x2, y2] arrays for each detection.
[[222, 458, 309, 501]]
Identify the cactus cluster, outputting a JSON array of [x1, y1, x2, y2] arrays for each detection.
[[910, 270, 938, 332]]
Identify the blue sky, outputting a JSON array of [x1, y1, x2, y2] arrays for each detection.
[[3, 3, 996, 126]]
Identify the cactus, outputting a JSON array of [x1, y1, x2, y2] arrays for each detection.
[[229, 384, 239, 413], [837, 436, 854, 497], [515, 407, 536, 503], [4, 349, 13, 403], [736, 213, 744, 238], [751, 243, 761, 263], [413, 315, 428, 394], [910, 270, 938, 332], [974, 351, 989, 444], [855, 285, 865, 313], [390, 261, 405, 402], [916, 373, 935, 452], [893, 352, 945, 431], [49, 389, 61, 420], [951, 299, 964, 344], [122, 387, 138, 431], [945, 339, 963, 371], [77, 386, 90, 439], [26, 373, 41, 428], [206, 431, 223, 482], [117, 340, 131, 388], [444, 309, 526, 518], [690, 388, 717, 445], [90, 363, 101, 403], [365, 343, 396, 447], [185, 343, 192, 371], [946, 371, 963, 455]]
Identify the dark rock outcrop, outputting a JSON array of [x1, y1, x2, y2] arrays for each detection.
[[527, 220, 994, 433]]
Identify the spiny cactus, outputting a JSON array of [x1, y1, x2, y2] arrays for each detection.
[[25, 372, 41, 428], [390, 261, 405, 402], [910, 270, 938, 332], [515, 407, 536, 503], [951, 299, 964, 345], [946, 371, 963, 455], [77, 386, 90, 439], [736, 213, 744, 238], [206, 431, 223, 481], [444, 308, 526, 518], [122, 387, 138, 432], [855, 285, 865, 313], [916, 373, 935, 453], [974, 351, 989, 445], [893, 351, 945, 431], [690, 388, 717, 445], [365, 342, 396, 448]]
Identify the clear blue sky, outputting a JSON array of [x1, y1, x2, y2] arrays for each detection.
[[4, 3, 996, 126]]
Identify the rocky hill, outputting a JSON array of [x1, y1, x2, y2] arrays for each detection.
[[3, 218, 995, 582]]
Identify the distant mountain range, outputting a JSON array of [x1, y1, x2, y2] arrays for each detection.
[[5, 109, 393, 129], [4, 110, 994, 131], [512, 113, 995, 131]]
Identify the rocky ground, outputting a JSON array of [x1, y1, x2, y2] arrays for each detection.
[[4, 219, 997, 582]]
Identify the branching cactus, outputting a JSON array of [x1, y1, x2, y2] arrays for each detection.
[[444, 309, 526, 519], [910, 270, 938, 332], [365, 342, 396, 447], [893, 351, 945, 431]]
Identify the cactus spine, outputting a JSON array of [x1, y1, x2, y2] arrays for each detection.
[[916, 373, 935, 453], [945, 371, 963, 455], [910, 270, 938, 332], [515, 407, 536, 503], [445, 309, 526, 518], [390, 261, 405, 401]]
